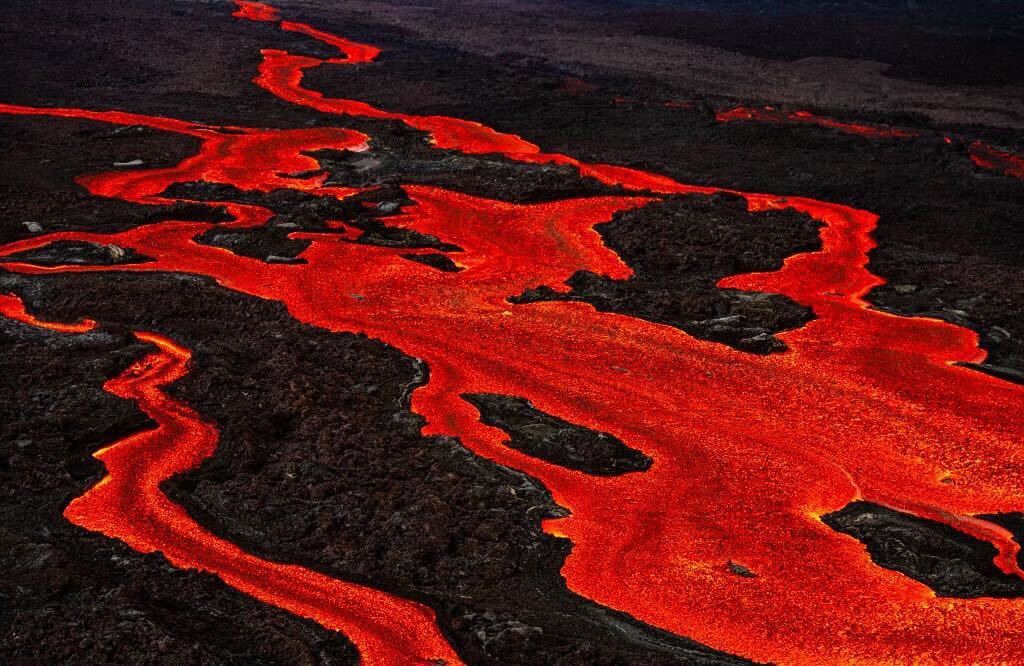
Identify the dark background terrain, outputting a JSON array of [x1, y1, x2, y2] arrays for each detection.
[[2, 0, 1022, 663]]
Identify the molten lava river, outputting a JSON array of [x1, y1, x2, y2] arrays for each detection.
[[3, 2, 1024, 664]]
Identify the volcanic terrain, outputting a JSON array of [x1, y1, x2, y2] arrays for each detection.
[[2, 1, 1023, 664]]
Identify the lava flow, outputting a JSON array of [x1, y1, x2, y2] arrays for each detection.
[[969, 140, 1024, 180], [3, 1, 1024, 664], [0, 292, 96, 332], [716, 105, 919, 139], [716, 105, 1024, 182], [1, 292, 461, 666]]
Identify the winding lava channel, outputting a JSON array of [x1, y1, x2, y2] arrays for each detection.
[[2, 1, 1024, 663], [2, 301, 456, 663]]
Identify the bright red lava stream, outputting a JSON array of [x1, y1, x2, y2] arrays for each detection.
[[0, 292, 97, 333], [3, 1, 1024, 663], [2, 295, 457, 663]]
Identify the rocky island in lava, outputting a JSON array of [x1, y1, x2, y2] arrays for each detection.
[[2, 1, 1023, 664]]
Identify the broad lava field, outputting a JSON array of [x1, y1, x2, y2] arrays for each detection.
[[2, 1, 1023, 664]]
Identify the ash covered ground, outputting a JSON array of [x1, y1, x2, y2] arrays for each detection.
[[2, 1, 1023, 664]]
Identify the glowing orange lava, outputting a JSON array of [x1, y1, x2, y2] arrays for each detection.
[[0, 292, 97, 332], [233, 0, 279, 22], [3, 1, 1024, 664]]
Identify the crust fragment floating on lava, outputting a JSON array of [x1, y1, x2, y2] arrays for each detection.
[[3, 1, 1024, 664]]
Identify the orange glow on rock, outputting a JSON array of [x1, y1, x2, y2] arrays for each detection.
[[3, 2, 1024, 664]]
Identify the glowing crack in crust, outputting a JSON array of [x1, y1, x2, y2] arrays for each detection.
[[2, 1, 1024, 664]]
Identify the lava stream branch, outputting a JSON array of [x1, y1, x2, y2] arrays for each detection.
[[0, 293, 461, 666], [0, 292, 97, 333]]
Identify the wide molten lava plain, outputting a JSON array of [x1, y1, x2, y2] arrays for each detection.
[[2, 1, 1023, 664]]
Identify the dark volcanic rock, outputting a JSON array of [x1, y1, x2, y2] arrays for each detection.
[[195, 228, 311, 263], [401, 252, 463, 272], [0, 118, 226, 247], [511, 195, 820, 354], [351, 217, 459, 251], [607, 3, 1024, 86], [979, 513, 1024, 569], [823, 501, 1024, 598], [163, 181, 354, 222], [1, 240, 152, 266], [164, 181, 460, 251], [869, 242, 1024, 379], [463, 393, 651, 476], [309, 133, 620, 204]]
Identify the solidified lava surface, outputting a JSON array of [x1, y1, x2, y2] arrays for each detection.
[[2, 1, 1024, 664]]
